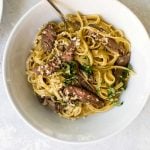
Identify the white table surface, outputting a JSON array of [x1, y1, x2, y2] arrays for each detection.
[[0, 0, 150, 149]]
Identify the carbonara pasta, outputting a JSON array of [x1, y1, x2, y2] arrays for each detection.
[[26, 12, 132, 119]]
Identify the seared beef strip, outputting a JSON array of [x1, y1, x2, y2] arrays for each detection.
[[41, 24, 56, 51], [77, 71, 97, 95], [107, 38, 131, 66], [49, 101, 64, 113], [41, 97, 64, 113], [113, 69, 123, 85], [46, 43, 75, 75], [63, 86, 105, 109], [61, 43, 75, 62], [47, 56, 62, 75], [107, 38, 125, 55], [106, 38, 131, 84], [34, 43, 75, 75], [115, 53, 130, 66]]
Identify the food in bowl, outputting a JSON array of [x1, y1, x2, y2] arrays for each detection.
[[26, 12, 132, 119]]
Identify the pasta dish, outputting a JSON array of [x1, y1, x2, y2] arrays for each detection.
[[26, 12, 132, 119]]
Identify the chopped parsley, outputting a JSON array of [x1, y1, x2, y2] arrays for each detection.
[[107, 87, 116, 99], [119, 63, 133, 89], [64, 76, 77, 85], [80, 65, 93, 75], [107, 87, 124, 106], [119, 63, 133, 80], [119, 70, 129, 90], [62, 61, 78, 85], [62, 61, 78, 75]]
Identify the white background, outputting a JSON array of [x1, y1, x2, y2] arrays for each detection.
[[0, 0, 150, 149]]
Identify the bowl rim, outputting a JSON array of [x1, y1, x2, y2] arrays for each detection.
[[2, 0, 150, 144]]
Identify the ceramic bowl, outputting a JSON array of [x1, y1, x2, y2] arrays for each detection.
[[3, 0, 150, 143]]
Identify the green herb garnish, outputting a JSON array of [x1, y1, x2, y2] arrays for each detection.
[[69, 61, 78, 75], [63, 63, 71, 75], [107, 87, 116, 99], [62, 61, 78, 75], [64, 76, 77, 85], [119, 69, 130, 90], [80, 65, 93, 75], [62, 61, 78, 85], [119, 63, 133, 81]]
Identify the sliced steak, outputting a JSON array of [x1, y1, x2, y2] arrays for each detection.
[[61, 43, 75, 62], [78, 72, 97, 95], [115, 53, 130, 66], [34, 43, 75, 75], [113, 53, 130, 85], [113, 69, 123, 85], [63, 86, 105, 109], [107, 38, 125, 55], [41, 24, 56, 51], [113, 53, 130, 84], [42, 97, 64, 113], [46, 43, 75, 75], [107, 38, 131, 67], [46, 56, 62, 75]]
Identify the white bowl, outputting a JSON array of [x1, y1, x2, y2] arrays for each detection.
[[3, 0, 150, 143]]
